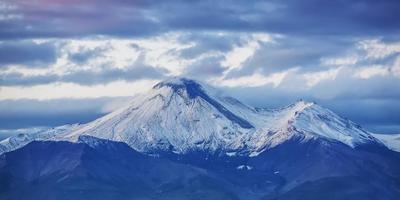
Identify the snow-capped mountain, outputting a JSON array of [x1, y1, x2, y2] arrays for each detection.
[[0, 77, 384, 155]]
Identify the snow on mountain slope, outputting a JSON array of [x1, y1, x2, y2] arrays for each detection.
[[0, 78, 383, 155], [372, 133, 400, 152]]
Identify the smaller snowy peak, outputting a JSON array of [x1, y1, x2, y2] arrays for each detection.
[[286, 99, 315, 110], [264, 100, 315, 130], [262, 99, 314, 111], [289, 102, 379, 147], [248, 99, 380, 156], [282, 100, 315, 119]]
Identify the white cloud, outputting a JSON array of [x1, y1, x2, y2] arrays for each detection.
[[1, 65, 53, 76], [0, 1, 21, 21], [303, 67, 342, 87], [392, 57, 400, 78], [0, 79, 158, 100], [358, 39, 400, 59], [3, 34, 400, 102], [215, 68, 295, 88], [321, 55, 359, 66], [2, 34, 195, 80], [135, 32, 195, 75], [1, 32, 280, 100], [61, 38, 141, 70], [354, 65, 389, 79], [319, 39, 400, 82], [221, 33, 276, 73]]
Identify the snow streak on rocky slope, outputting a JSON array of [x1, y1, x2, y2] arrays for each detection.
[[0, 78, 385, 155]]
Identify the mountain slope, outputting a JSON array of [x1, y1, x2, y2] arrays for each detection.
[[0, 138, 239, 200], [1, 137, 399, 200]]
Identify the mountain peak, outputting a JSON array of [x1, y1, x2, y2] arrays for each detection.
[[153, 77, 200, 89], [152, 77, 211, 100]]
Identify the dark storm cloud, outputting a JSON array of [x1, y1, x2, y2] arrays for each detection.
[[0, 41, 56, 67], [1, 0, 399, 40]]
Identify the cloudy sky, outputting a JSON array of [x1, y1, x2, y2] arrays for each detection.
[[0, 0, 400, 135]]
